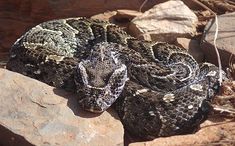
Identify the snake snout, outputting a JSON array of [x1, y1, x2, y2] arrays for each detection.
[[78, 87, 114, 113]]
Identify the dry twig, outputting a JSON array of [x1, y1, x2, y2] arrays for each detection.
[[139, 0, 148, 12]]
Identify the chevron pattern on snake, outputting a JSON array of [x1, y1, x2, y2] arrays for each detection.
[[6, 18, 222, 140]]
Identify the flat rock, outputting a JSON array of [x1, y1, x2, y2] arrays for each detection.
[[115, 10, 142, 21], [201, 12, 235, 67], [0, 69, 124, 146], [129, 120, 235, 146], [91, 10, 142, 29], [91, 10, 142, 22], [129, 0, 198, 42], [91, 11, 118, 22], [91, 9, 142, 31]]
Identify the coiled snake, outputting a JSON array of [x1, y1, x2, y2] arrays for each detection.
[[6, 18, 221, 140]]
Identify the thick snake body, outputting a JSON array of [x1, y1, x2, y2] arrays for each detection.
[[6, 18, 221, 140]]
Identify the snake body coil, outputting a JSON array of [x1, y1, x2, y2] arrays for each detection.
[[7, 18, 221, 140]]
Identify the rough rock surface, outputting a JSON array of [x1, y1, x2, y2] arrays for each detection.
[[129, 0, 198, 42], [91, 10, 142, 22], [0, 69, 124, 146], [129, 120, 235, 146], [201, 12, 235, 68], [91, 10, 142, 29], [175, 38, 204, 63]]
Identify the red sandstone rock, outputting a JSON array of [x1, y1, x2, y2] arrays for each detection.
[[129, 120, 235, 146], [0, 69, 124, 146]]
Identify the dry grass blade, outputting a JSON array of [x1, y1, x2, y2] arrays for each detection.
[[213, 15, 223, 85]]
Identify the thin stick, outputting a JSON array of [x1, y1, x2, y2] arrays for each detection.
[[139, 0, 148, 12], [214, 16, 223, 85]]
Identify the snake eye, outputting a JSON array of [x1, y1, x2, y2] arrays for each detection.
[[102, 72, 113, 84], [200, 100, 212, 114], [212, 81, 220, 93]]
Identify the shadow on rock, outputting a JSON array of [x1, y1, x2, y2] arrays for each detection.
[[0, 125, 34, 146], [52, 88, 120, 120]]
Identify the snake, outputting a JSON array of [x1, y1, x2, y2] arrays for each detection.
[[6, 17, 222, 140]]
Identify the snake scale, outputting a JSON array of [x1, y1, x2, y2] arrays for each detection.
[[6, 18, 222, 140]]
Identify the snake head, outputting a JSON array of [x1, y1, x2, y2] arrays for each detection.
[[76, 43, 128, 113]]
